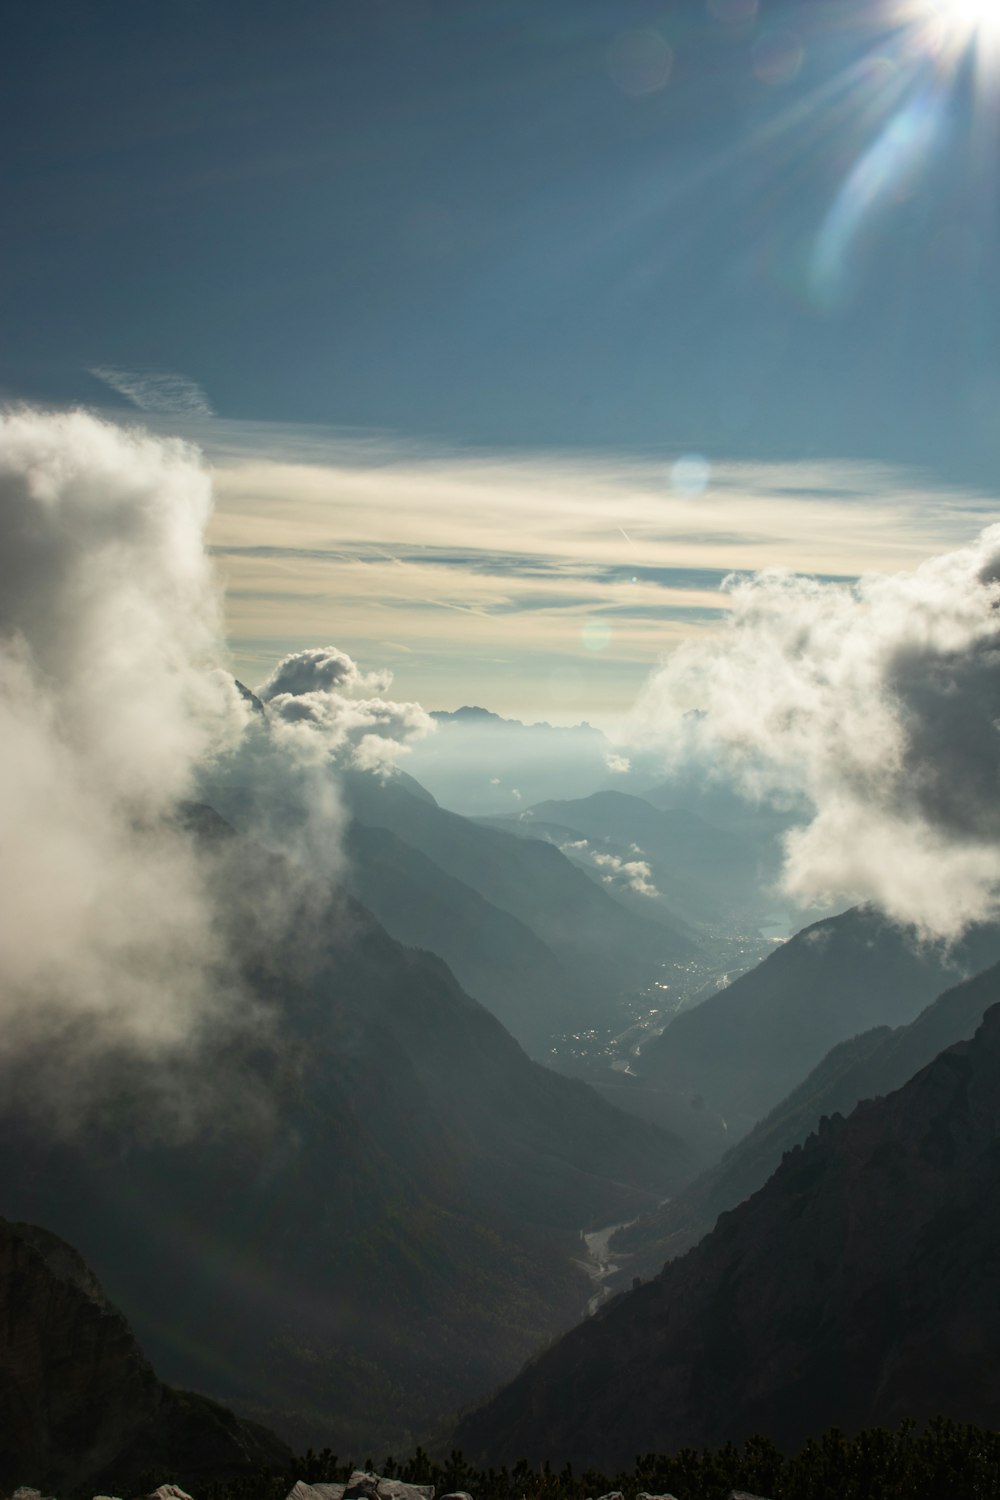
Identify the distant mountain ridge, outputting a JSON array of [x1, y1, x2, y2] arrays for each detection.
[[430, 706, 600, 733], [404, 707, 617, 814], [340, 770, 698, 1007], [508, 789, 774, 928], [455, 1000, 1000, 1467]]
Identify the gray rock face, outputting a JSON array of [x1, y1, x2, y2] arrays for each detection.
[[343, 1474, 434, 1500], [285, 1484, 348, 1500], [0, 1220, 291, 1493]]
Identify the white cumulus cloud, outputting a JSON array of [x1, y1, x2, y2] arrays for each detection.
[[629, 526, 1000, 937], [255, 646, 433, 774], [561, 837, 658, 897]]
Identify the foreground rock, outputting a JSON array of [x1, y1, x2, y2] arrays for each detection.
[[285, 1479, 434, 1500], [0, 1220, 291, 1493]]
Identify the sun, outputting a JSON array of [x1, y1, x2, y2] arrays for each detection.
[[931, 0, 1000, 44], [902, 0, 1000, 80]]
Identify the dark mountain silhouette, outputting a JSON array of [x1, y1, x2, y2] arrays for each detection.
[[0, 1218, 290, 1493], [340, 771, 698, 1003], [455, 1001, 1000, 1469], [615, 960, 1000, 1278], [344, 821, 582, 1055], [639, 905, 1000, 1133], [0, 813, 694, 1457]]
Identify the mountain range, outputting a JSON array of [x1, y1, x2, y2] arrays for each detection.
[[404, 709, 615, 815], [613, 957, 1000, 1279], [338, 770, 698, 1047], [455, 999, 1000, 1467], [637, 905, 1000, 1135], [12, 709, 1000, 1475], [0, 807, 694, 1457], [498, 789, 779, 929]]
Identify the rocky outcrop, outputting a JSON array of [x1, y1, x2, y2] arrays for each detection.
[[0, 1220, 290, 1493], [455, 1003, 1000, 1468], [285, 1475, 434, 1500]]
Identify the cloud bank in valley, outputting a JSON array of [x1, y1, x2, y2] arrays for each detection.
[[630, 529, 1000, 937], [0, 408, 430, 1123]]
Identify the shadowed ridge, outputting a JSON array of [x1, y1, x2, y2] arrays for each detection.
[[454, 1001, 1000, 1468], [0, 1218, 291, 1492]]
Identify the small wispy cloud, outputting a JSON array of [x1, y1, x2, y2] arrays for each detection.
[[90, 367, 214, 418], [561, 838, 657, 897]]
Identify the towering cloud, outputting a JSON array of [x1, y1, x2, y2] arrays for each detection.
[[0, 409, 253, 1119], [631, 527, 1000, 937], [257, 645, 433, 773], [0, 408, 430, 1123]]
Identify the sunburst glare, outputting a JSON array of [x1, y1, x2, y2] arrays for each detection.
[[935, 0, 1000, 42], [906, 0, 1000, 66], [809, 0, 1000, 308]]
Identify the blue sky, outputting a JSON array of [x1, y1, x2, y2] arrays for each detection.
[[5, 0, 1000, 716]]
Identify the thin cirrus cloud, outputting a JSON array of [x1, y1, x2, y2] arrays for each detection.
[[199, 425, 1000, 718], [90, 366, 215, 418]]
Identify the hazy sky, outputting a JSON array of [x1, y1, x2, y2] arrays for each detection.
[[4, 0, 1000, 718]]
